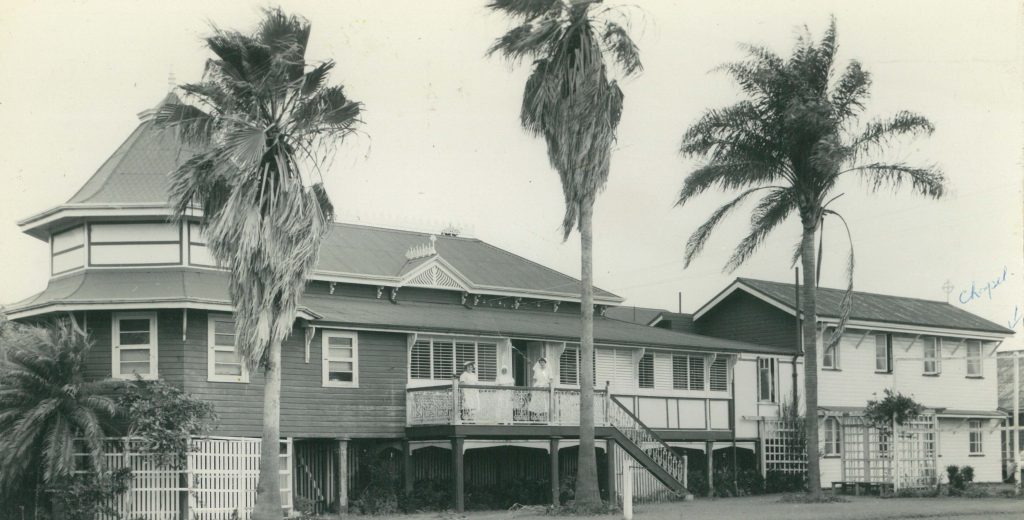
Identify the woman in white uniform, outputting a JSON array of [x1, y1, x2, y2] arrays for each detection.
[[459, 361, 479, 421], [529, 358, 551, 421]]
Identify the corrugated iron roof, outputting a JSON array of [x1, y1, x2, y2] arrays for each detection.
[[7, 269, 785, 355], [67, 93, 198, 205], [28, 93, 617, 301], [737, 278, 1013, 335]]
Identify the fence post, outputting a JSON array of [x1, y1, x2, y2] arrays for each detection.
[[892, 413, 900, 494], [179, 438, 190, 520], [337, 438, 349, 513], [622, 462, 633, 520]]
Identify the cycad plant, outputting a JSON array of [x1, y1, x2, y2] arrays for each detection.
[[0, 319, 121, 498], [487, 0, 642, 506], [677, 17, 944, 495], [157, 8, 362, 518]]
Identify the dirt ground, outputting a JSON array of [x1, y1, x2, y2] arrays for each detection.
[[392, 495, 1024, 520]]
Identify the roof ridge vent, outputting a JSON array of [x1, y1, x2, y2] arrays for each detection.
[[405, 235, 437, 260]]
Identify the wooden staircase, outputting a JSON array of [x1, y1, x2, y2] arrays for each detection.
[[606, 395, 691, 496]]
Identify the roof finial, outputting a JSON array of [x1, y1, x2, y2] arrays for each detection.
[[167, 71, 176, 92]]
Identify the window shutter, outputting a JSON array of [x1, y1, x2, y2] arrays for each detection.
[[477, 343, 497, 381], [410, 341, 431, 379], [709, 357, 728, 391], [433, 340, 454, 379], [672, 355, 688, 389], [689, 356, 705, 391], [638, 353, 654, 388], [559, 346, 579, 385]]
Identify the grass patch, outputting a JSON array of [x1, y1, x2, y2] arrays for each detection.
[[776, 493, 850, 504]]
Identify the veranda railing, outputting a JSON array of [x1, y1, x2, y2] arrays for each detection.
[[406, 381, 609, 426]]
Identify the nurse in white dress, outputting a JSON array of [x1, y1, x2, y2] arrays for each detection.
[[459, 361, 479, 421], [529, 358, 551, 421]]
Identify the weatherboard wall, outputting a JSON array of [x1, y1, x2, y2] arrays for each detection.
[[694, 290, 799, 353]]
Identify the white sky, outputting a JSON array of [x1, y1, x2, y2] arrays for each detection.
[[0, 0, 1021, 341]]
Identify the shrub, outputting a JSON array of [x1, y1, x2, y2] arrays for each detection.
[[946, 465, 975, 495], [712, 467, 766, 497], [400, 478, 451, 512], [48, 467, 133, 520], [117, 378, 218, 469], [765, 470, 807, 493]]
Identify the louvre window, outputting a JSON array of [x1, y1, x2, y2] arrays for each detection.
[[51, 225, 85, 275], [322, 331, 358, 387], [966, 341, 983, 377], [560, 347, 579, 385], [208, 315, 247, 383], [409, 338, 497, 381], [671, 354, 705, 391], [709, 357, 729, 391], [89, 222, 181, 266], [112, 313, 157, 380], [638, 353, 654, 389]]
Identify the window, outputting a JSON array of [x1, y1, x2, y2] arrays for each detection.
[[188, 222, 216, 267], [823, 417, 841, 456], [878, 431, 891, 457], [968, 420, 983, 454], [922, 337, 940, 375], [671, 354, 705, 391], [966, 341, 983, 377], [560, 346, 579, 385], [709, 357, 729, 392], [322, 331, 358, 387], [89, 222, 181, 266], [207, 315, 247, 382], [822, 338, 838, 369], [638, 353, 654, 388], [757, 357, 776, 402], [875, 334, 893, 373], [408, 338, 497, 382], [112, 313, 157, 379], [51, 225, 85, 275]]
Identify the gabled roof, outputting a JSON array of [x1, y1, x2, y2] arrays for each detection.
[[694, 277, 1014, 336]]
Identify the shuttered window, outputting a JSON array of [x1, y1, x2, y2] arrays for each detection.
[[875, 334, 893, 373], [709, 357, 729, 391], [410, 341, 431, 379], [638, 353, 654, 388], [757, 357, 776, 402], [560, 346, 579, 385], [671, 354, 706, 391], [409, 338, 497, 382]]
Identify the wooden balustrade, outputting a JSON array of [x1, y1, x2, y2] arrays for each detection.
[[406, 381, 608, 426]]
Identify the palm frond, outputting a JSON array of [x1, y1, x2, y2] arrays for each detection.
[[486, 0, 559, 19], [725, 188, 797, 271], [849, 111, 935, 159], [601, 21, 642, 77], [851, 162, 945, 198], [822, 210, 855, 350], [830, 60, 870, 120], [684, 187, 777, 267]]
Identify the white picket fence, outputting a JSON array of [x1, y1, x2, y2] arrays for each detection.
[[79, 437, 292, 520]]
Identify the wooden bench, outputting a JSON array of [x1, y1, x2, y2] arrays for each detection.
[[831, 481, 895, 496]]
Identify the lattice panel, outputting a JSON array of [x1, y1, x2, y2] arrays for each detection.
[[762, 419, 807, 474]]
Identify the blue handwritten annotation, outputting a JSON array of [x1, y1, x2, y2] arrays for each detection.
[[958, 266, 1009, 305]]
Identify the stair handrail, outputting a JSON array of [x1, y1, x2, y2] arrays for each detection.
[[607, 395, 689, 486]]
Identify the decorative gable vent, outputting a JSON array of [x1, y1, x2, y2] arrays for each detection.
[[406, 265, 463, 289]]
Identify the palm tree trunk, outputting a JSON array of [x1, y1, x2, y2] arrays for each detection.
[[252, 337, 283, 519], [799, 222, 822, 497], [575, 199, 601, 507]]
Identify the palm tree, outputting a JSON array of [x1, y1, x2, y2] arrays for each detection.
[[156, 8, 362, 518], [487, 0, 641, 506], [0, 319, 121, 500], [677, 17, 945, 496]]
